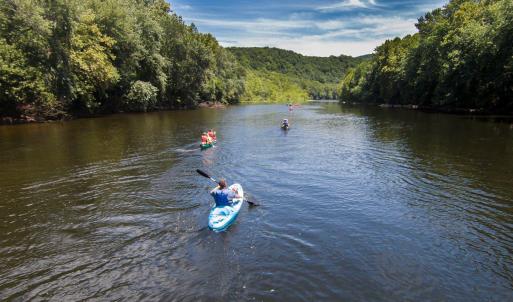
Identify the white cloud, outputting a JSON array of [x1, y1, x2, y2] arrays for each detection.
[[316, 20, 346, 30], [193, 15, 413, 36], [191, 14, 418, 56], [413, 1, 448, 14], [190, 18, 312, 31], [318, 0, 378, 11], [313, 16, 415, 40], [180, 0, 431, 56], [210, 15, 418, 56], [348, 15, 416, 36], [172, 1, 192, 11], [190, 17, 353, 34], [220, 34, 386, 57]]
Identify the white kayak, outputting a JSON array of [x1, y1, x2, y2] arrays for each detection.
[[208, 184, 244, 232]]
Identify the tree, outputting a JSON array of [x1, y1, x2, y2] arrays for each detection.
[[339, 0, 513, 113], [69, 9, 119, 113], [124, 80, 158, 111]]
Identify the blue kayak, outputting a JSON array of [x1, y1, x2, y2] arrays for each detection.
[[208, 184, 244, 232]]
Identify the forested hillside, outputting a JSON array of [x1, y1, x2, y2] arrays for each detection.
[[229, 47, 367, 102], [339, 0, 513, 113], [0, 0, 245, 121]]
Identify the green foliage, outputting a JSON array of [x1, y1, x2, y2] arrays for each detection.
[[339, 61, 373, 103], [0, 0, 246, 119], [0, 0, 57, 118], [204, 48, 246, 104], [340, 0, 513, 113], [241, 69, 308, 103], [229, 47, 364, 83], [229, 47, 367, 102], [124, 80, 158, 112], [70, 9, 119, 112], [0, 39, 55, 117]]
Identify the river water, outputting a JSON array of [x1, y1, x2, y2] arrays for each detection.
[[1, 104, 513, 301]]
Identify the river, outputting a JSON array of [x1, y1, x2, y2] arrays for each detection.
[[1, 104, 513, 301]]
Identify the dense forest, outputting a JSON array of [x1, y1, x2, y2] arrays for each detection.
[[0, 0, 245, 121], [229, 47, 367, 102], [339, 0, 513, 113]]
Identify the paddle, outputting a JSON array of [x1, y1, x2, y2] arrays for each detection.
[[195, 169, 258, 206], [196, 169, 216, 183]]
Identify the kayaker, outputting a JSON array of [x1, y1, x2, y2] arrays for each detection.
[[210, 179, 240, 207], [208, 129, 216, 141], [201, 132, 210, 145], [282, 119, 289, 128]]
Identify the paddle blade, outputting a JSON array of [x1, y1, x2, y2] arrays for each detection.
[[243, 192, 259, 206], [245, 199, 258, 206], [196, 169, 210, 179]]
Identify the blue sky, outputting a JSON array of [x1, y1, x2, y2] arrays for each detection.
[[171, 0, 447, 57]]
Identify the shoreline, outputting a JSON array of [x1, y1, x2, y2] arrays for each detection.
[[3, 101, 513, 126], [0, 102, 230, 126], [197, 101, 227, 109]]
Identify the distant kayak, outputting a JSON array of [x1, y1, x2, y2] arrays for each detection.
[[200, 141, 216, 150], [208, 184, 244, 232], [281, 125, 290, 130]]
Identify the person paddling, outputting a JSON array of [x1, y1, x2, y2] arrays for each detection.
[[282, 119, 289, 129], [201, 132, 210, 145], [207, 129, 217, 142], [210, 179, 240, 207]]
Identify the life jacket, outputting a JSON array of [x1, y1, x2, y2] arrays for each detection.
[[208, 131, 216, 140], [201, 135, 208, 143], [212, 189, 233, 206]]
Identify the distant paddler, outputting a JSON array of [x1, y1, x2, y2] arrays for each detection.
[[207, 129, 217, 142], [201, 132, 211, 144], [281, 119, 290, 130], [200, 132, 215, 150]]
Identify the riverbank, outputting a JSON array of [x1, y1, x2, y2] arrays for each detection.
[[240, 99, 310, 104], [0, 102, 232, 126], [0, 114, 74, 125], [0, 116, 38, 125], [197, 101, 227, 109]]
